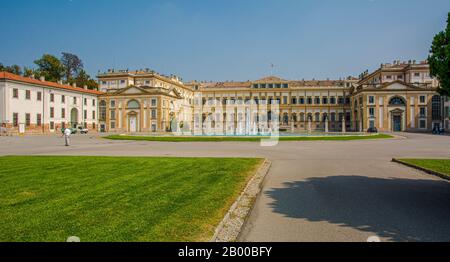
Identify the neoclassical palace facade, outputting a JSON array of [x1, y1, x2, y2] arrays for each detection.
[[1, 60, 448, 135], [96, 60, 446, 134]]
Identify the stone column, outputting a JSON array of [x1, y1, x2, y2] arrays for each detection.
[[308, 117, 312, 133], [324, 117, 329, 133], [342, 117, 346, 133]]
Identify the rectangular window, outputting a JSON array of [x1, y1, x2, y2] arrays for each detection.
[[12, 88, 18, 98], [275, 84, 281, 89], [420, 96, 426, 103], [291, 97, 297, 104], [283, 96, 288, 104], [330, 97, 336, 104], [420, 107, 426, 118], [25, 90, 31, 100], [61, 95, 65, 103], [338, 96, 344, 104], [110, 100, 116, 107], [282, 83, 288, 88], [50, 121, 54, 130], [37, 92, 42, 101], [120, 80, 125, 84], [307, 97, 312, 104], [299, 97, 305, 104], [314, 97, 321, 104], [414, 73, 420, 77], [84, 98, 87, 106], [322, 97, 328, 105], [386, 75, 392, 79], [419, 120, 426, 129], [37, 114, 42, 126], [50, 93, 54, 102], [50, 107, 54, 118], [369, 108, 375, 117], [73, 97, 77, 105], [92, 99, 96, 106], [92, 111, 96, 120], [369, 96, 375, 104], [151, 109, 156, 119], [25, 113, 30, 126], [110, 121, 116, 129], [84, 110, 87, 119], [110, 110, 116, 120], [13, 113, 18, 127], [61, 108, 65, 118]]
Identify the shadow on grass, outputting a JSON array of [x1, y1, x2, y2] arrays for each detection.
[[266, 176, 450, 242]]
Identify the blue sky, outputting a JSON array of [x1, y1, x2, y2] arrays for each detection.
[[0, 0, 449, 81]]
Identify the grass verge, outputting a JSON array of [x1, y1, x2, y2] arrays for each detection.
[[396, 159, 450, 179], [0, 156, 263, 242], [104, 134, 393, 142]]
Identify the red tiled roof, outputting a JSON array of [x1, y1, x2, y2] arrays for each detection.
[[0, 71, 104, 95]]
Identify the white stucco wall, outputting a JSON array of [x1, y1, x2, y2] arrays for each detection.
[[0, 81, 5, 124], [2, 80, 98, 132]]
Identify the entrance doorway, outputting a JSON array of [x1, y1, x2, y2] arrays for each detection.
[[393, 115, 402, 132], [129, 115, 137, 132]]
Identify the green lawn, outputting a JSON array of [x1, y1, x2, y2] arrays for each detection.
[[398, 159, 450, 178], [104, 134, 392, 142], [0, 156, 262, 242]]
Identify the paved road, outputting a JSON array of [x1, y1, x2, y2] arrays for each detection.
[[1, 133, 450, 242]]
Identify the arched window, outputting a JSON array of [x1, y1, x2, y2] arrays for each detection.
[[432, 95, 442, 120], [389, 96, 406, 106], [127, 100, 140, 109], [315, 112, 320, 122], [299, 113, 305, 122], [99, 100, 106, 121], [292, 113, 297, 123], [330, 112, 336, 122], [283, 113, 289, 124]]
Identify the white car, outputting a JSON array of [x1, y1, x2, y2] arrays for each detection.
[[77, 126, 89, 134]]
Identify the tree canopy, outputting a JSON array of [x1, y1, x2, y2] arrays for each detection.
[[429, 12, 450, 96], [61, 52, 83, 82], [34, 54, 65, 82], [1, 53, 98, 90]]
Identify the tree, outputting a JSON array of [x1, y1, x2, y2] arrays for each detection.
[[73, 69, 99, 90], [429, 12, 450, 96], [34, 54, 64, 82], [61, 52, 83, 82], [3, 64, 22, 75], [23, 67, 36, 77]]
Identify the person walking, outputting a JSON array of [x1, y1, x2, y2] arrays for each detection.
[[63, 128, 72, 146]]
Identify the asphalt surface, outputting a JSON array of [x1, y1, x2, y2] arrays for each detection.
[[0, 133, 449, 242]]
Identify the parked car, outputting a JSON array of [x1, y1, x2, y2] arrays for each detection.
[[367, 127, 378, 133], [77, 126, 89, 134], [61, 127, 77, 135]]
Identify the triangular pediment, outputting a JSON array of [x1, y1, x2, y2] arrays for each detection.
[[114, 85, 149, 95], [381, 81, 419, 90], [254, 76, 286, 83], [167, 87, 183, 98]]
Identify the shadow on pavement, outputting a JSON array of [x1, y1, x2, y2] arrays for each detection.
[[266, 176, 450, 242]]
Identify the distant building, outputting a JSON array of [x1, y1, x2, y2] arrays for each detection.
[[0, 72, 102, 134], [97, 70, 193, 133], [352, 60, 442, 132], [1, 59, 445, 135]]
